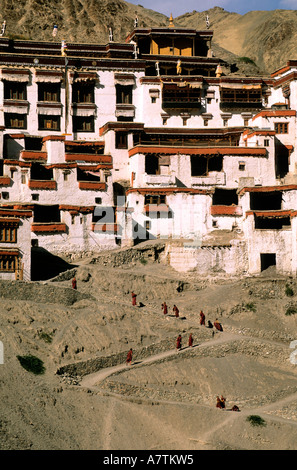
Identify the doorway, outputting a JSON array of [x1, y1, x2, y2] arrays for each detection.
[[260, 253, 276, 272]]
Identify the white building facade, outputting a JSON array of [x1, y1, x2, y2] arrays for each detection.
[[1, 24, 297, 279]]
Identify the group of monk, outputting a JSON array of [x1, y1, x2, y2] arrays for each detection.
[[176, 332, 193, 351], [199, 310, 223, 332], [161, 301, 180, 318], [216, 395, 240, 411], [127, 292, 241, 410]]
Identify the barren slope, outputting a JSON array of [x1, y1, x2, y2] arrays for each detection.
[[177, 7, 297, 72], [0, 245, 297, 450]]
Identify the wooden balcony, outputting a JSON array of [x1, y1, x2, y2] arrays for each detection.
[[28, 180, 57, 190], [31, 222, 67, 233], [21, 150, 47, 161], [65, 153, 112, 164], [91, 222, 119, 233], [78, 181, 106, 191], [211, 205, 243, 216], [162, 84, 201, 109], [144, 204, 170, 214], [0, 176, 12, 186]]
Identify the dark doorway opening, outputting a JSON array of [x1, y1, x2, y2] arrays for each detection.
[[250, 191, 282, 210], [145, 154, 159, 175], [191, 155, 223, 176], [255, 216, 290, 229], [25, 136, 43, 151], [33, 204, 60, 223], [275, 139, 289, 179], [213, 188, 238, 206], [260, 253, 276, 272]]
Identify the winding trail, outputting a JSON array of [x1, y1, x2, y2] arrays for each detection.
[[80, 331, 238, 389], [78, 330, 297, 431]]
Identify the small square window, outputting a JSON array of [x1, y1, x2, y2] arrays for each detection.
[[212, 220, 218, 228], [95, 197, 102, 204], [204, 120, 209, 127], [239, 162, 245, 171], [145, 221, 151, 230], [1, 192, 9, 200], [32, 193, 39, 201], [264, 139, 270, 147], [31, 239, 39, 247], [151, 97, 156, 103]]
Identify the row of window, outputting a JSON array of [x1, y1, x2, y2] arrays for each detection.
[[4, 82, 133, 105], [4, 114, 94, 131]]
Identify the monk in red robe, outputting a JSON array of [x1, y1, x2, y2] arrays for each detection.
[[188, 333, 193, 347], [214, 319, 223, 331], [176, 334, 182, 350], [216, 396, 223, 408], [220, 395, 226, 408], [131, 292, 137, 306], [173, 305, 179, 318], [126, 348, 133, 365], [162, 302, 168, 315], [72, 277, 77, 290], [199, 310, 205, 326]]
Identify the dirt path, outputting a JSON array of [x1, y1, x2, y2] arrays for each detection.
[[79, 331, 238, 389], [79, 330, 297, 429]]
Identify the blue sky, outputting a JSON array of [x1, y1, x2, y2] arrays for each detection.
[[127, 0, 297, 17]]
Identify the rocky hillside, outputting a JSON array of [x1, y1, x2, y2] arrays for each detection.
[[0, 0, 168, 44], [1, 246, 297, 450], [1, 1, 297, 74], [176, 7, 297, 73]]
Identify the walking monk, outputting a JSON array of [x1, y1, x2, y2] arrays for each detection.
[[199, 310, 205, 326], [214, 319, 223, 331], [162, 302, 168, 315], [188, 333, 193, 347], [131, 292, 137, 306], [173, 305, 179, 318], [126, 348, 133, 365], [176, 334, 182, 351]]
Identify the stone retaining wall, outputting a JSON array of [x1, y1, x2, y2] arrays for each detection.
[[0, 280, 92, 306]]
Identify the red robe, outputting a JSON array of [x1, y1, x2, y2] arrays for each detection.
[[162, 303, 168, 315], [176, 335, 182, 349], [72, 278, 77, 289], [188, 334, 193, 347], [214, 321, 223, 331], [216, 397, 223, 408], [200, 311, 205, 325], [126, 349, 133, 363], [131, 293, 137, 306], [173, 306, 179, 317]]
